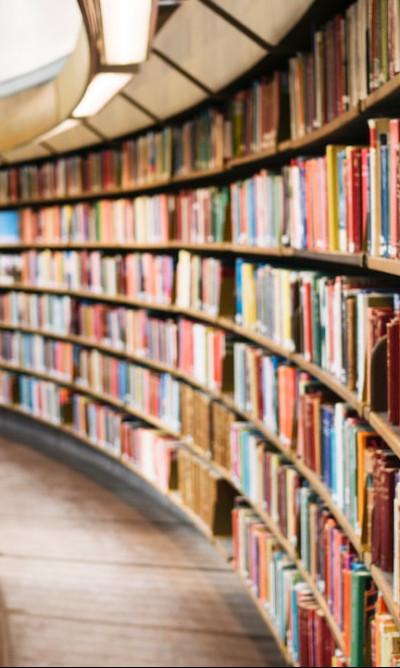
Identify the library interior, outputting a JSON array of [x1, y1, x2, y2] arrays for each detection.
[[1, 0, 400, 666]]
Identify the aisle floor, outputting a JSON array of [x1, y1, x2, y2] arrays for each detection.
[[0, 435, 285, 667]]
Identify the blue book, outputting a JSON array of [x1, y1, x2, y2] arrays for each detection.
[[235, 257, 243, 325], [0, 210, 19, 242], [118, 360, 128, 401], [298, 158, 307, 249], [321, 404, 335, 490], [379, 135, 389, 258]]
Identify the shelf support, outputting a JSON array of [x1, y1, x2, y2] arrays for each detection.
[[197, 0, 272, 51], [81, 119, 107, 141], [119, 92, 161, 123], [151, 48, 213, 95]]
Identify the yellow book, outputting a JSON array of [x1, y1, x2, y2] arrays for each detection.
[[326, 145, 345, 251]]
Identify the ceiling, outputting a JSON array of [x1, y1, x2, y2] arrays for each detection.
[[0, 0, 314, 165]]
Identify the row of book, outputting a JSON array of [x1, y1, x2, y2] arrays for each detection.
[[12, 187, 230, 246], [0, 259, 398, 415], [234, 261, 399, 401], [232, 345, 398, 559], [287, 0, 399, 140], [175, 251, 232, 317], [230, 121, 400, 258], [5, 250, 175, 305], [233, 500, 400, 667], [0, 339, 181, 432], [0, 369, 71, 424], [0, 260, 397, 410], [2, 117, 400, 258], [0, 292, 230, 393], [0, 109, 227, 200]]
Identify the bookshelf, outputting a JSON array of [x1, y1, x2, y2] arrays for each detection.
[[3, 1, 400, 666]]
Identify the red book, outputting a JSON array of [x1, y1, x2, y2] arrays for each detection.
[[298, 599, 311, 667], [387, 318, 400, 424], [380, 465, 398, 572], [303, 393, 316, 470], [346, 147, 362, 253]]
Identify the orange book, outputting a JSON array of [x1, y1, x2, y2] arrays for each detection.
[[277, 365, 297, 447], [357, 431, 379, 535]]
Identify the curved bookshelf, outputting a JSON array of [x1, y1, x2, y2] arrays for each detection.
[[3, 3, 400, 664]]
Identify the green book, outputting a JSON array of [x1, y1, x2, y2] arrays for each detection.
[[350, 568, 376, 667]]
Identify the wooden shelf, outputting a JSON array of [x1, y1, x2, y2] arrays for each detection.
[[277, 105, 361, 153], [0, 168, 227, 211], [10, 241, 174, 251], [171, 166, 226, 184], [365, 410, 400, 460], [290, 354, 363, 413], [366, 256, 400, 277], [0, 241, 368, 268], [369, 566, 399, 628], [361, 72, 400, 111], [227, 146, 277, 169], [7, 283, 177, 313], [282, 247, 364, 267]]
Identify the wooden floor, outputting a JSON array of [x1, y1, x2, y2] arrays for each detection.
[[0, 434, 285, 668]]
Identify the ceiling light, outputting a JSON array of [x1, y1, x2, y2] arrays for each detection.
[[100, 0, 156, 65], [72, 72, 131, 117], [36, 119, 81, 143]]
